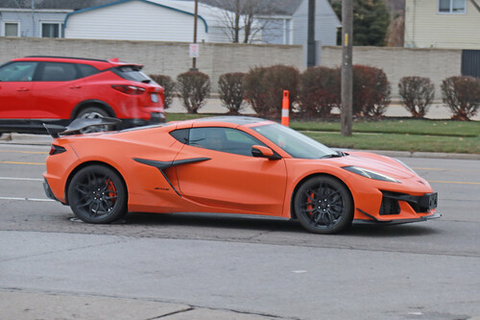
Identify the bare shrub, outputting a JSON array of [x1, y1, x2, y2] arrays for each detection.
[[352, 65, 391, 118], [218, 72, 246, 115], [398, 76, 435, 118], [244, 65, 300, 117], [298, 66, 341, 117], [243, 66, 267, 115], [441, 76, 480, 121], [176, 71, 211, 114]]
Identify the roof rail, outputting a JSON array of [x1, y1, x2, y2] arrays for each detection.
[[25, 56, 109, 62]]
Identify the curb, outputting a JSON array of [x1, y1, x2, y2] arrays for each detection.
[[0, 133, 53, 145], [354, 149, 480, 161]]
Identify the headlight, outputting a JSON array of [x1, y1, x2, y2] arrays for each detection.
[[342, 166, 399, 183]]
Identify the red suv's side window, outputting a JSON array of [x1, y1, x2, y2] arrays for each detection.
[[0, 61, 37, 82], [39, 62, 79, 81], [77, 64, 100, 78]]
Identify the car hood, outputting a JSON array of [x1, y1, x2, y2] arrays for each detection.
[[331, 151, 417, 180]]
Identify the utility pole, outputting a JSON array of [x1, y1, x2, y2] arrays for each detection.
[[341, 0, 353, 136], [191, 0, 198, 71], [31, 0, 36, 37], [307, 0, 316, 68]]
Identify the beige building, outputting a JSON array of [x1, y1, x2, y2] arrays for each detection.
[[405, 0, 480, 49]]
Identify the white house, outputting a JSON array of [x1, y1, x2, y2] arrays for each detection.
[[64, 0, 255, 43], [405, 0, 480, 49]]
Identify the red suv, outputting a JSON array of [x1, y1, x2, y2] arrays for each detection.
[[0, 56, 166, 135]]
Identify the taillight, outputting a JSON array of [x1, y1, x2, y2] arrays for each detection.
[[111, 85, 146, 95], [49, 145, 66, 155]]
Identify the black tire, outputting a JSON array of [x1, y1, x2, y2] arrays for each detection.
[[67, 165, 127, 224], [294, 176, 353, 234], [76, 106, 110, 133]]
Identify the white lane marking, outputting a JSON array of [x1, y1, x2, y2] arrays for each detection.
[[0, 197, 54, 202], [0, 177, 44, 181]]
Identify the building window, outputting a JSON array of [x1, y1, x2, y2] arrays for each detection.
[[2, 22, 20, 37], [41, 23, 63, 38], [439, 0, 466, 13]]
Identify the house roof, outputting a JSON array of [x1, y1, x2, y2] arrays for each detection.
[[195, 0, 304, 16], [64, 0, 216, 32], [63, 0, 259, 33], [0, 0, 304, 15], [0, 0, 113, 10]]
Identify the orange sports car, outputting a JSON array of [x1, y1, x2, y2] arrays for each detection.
[[43, 116, 439, 234]]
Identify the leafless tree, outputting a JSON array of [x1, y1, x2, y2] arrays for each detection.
[[200, 0, 282, 44]]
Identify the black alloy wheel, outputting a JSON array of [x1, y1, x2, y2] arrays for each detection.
[[67, 165, 127, 224], [294, 176, 353, 234]]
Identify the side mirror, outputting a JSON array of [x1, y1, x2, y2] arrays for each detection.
[[251, 145, 281, 160]]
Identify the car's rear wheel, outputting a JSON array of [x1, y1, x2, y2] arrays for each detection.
[[294, 176, 353, 234], [67, 165, 127, 224], [76, 106, 110, 133]]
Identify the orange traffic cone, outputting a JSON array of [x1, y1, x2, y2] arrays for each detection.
[[281, 90, 289, 127]]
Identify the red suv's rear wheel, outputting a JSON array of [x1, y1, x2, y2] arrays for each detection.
[[76, 107, 111, 133]]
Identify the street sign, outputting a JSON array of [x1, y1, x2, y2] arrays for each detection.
[[189, 44, 199, 58]]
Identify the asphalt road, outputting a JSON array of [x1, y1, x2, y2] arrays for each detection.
[[0, 142, 479, 320]]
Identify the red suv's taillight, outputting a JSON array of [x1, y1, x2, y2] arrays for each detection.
[[111, 85, 146, 95]]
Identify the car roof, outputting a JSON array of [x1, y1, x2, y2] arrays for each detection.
[[13, 56, 142, 70], [119, 116, 272, 134], [194, 116, 269, 125]]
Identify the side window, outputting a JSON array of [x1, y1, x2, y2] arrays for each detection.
[[0, 62, 37, 82], [39, 62, 78, 81], [77, 64, 100, 78], [170, 129, 190, 144], [189, 127, 266, 156]]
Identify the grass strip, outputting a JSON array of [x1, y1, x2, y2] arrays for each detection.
[[302, 131, 480, 154], [290, 119, 480, 137]]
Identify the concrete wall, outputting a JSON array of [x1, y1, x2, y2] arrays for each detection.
[[0, 37, 304, 92], [321, 46, 462, 98]]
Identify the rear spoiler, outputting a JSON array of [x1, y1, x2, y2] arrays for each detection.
[[44, 117, 122, 138]]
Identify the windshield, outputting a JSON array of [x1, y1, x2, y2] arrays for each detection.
[[250, 123, 338, 159]]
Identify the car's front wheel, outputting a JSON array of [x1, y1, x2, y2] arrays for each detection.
[[294, 176, 353, 234], [67, 165, 127, 224]]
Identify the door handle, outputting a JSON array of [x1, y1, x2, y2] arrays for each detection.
[[69, 85, 82, 89], [17, 87, 29, 92]]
